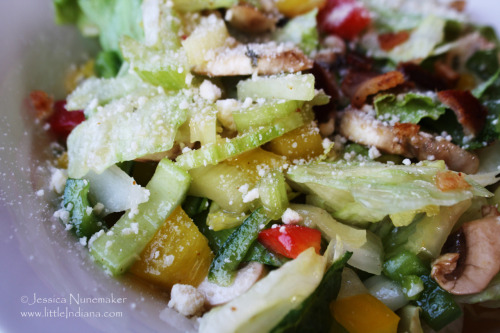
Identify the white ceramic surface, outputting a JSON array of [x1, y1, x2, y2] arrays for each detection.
[[0, 1, 498, 333]]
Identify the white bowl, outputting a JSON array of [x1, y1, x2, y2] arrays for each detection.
[[0, 1, 498, 332]]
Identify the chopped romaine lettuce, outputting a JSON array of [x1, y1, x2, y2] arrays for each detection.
[[287, 161, 489, 224], [374, 93, 446, 124]]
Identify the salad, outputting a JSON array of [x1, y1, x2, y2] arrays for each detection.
[[32, 0, 500, 331]]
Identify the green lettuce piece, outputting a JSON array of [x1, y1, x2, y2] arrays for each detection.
[[287, 161, 490, 224], [67, 91, 189, 178], [270, 252, 352, 333], [95, 50, 122, 78], [361, 15, 446, 63], [466, 49, 500, 80], [374, 93, 446, 124], [65, 73, 157, 115], [274, 9, 319, 55], [360, 0, 466, 33], [77, 0, 144, 55]]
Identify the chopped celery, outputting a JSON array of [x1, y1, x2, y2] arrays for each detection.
[[67, 92, 188, 178], [206, 202, 247, 231], [63, 178, 103, 238], [84, 165, 150, 215], [258, 170, 289, 220], [172, 0, 237, 12], [208, 208, 271, 286], [176, 112, 305, 170], [236, 74, 315, 101], [89, 159, 191, 275], [189, 106, 218, 145], [232, 100, 304, 132], [121, 36, 188, 90], [199, 248, 326, 333], [270, 253, 351, 333]]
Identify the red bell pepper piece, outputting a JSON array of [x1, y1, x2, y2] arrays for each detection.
[[258, 225, 322, 259], [48, 100, 85, 139]]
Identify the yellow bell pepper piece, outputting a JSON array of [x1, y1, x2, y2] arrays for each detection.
[[331, 293, 400, 333], [266, 123, 324, 162], [275, 0, 326, 17], [130, 206, 213, 290]]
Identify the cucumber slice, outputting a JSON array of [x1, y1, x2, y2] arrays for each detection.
[[89, 158, 191, 275], [176, 112, 305, 170], [237, 74, 315, 101], [208, 207, 271, 286]]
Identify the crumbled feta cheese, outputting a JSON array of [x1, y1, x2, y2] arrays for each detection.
[[93, 202, 105, 215], [281, 208, 303, 225], [242, 188, 259, 203], [368, 146, 381, 159], [49, 168, 68, 194], [53, 209, 70, 225], [402, 158, 411, 166], [36, 189, 45, 197], [79, 237, 88, 246], [168, 284, 205, 317], [199, 80, 222, 101], [85, 206, 93, 216]]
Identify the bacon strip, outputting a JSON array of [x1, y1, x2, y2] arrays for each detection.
[[341, 70, 405, 108], [437, 90, 487, 137], [378, 31, 410, 51]]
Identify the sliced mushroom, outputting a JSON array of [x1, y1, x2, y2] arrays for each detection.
[[197, 262, 265, 307], [193, 42, 313, 76], [225, 5, 278, 34], [431, 215, 500, 295], [338, 109, 480, 173]]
